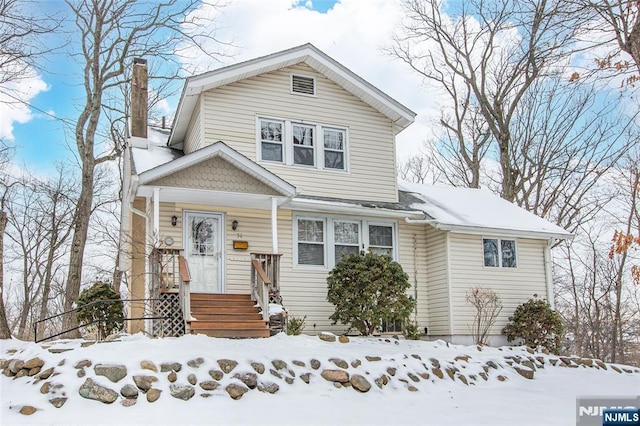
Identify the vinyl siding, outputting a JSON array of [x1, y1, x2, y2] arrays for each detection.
[[197, 63, 398, 203], [184, 95, 203, 153], [397, 221, 429, 329], [425, 227, 450, 335], [448, 233, 547, 335]]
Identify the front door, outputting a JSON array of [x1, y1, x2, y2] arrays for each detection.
[[184, 211, 224, 293]]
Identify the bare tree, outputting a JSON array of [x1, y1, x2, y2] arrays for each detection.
[[0, 141, 14, 338], [61, 0, 225, 336], [466, 286, 503, 345]]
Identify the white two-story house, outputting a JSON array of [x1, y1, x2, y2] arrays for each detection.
[[119, 44, 571, 344]]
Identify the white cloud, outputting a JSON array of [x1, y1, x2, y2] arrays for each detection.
[[0, 64, 49, 141], [180, 0, 443, 159]]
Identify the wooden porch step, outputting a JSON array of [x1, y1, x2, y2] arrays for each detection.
[[190, 328, 271, 338], [190, 320, 268, 329], [190, 293, 253, 301], [191, 299, 256, 308], [191, 313, 263, 321], [190, 306, 262, 315]]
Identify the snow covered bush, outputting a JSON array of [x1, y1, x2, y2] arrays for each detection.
[[326, 251, 415, 336], [287, 315, 306, 335], [403, 321, 422, 340], [502, 295, 564, 354]]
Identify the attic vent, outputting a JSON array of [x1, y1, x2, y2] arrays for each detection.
[[291, 75, 315, 96]]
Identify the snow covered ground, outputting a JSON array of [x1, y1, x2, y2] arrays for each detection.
[[1, 333, 639, 426]]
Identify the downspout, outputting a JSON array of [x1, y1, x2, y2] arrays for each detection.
[[271, 197, 278, 253], [413, 234, 418, 320], [544, 238, 556, 309]]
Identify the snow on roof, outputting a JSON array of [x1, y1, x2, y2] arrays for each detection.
[[131, 126, 182, 174], [399, 181, 572, 239]]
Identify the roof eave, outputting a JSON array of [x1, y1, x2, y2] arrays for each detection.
[[431, 222, 573, 241]]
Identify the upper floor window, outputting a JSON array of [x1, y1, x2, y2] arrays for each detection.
[[483, 238, 517, 268], [257, 117, 347, 171], [260, 119, 284, 162]]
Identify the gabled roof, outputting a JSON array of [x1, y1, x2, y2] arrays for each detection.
[[399, 181, 573, 240], [168, 43, 416, 148], [138, 141, 297, 197]]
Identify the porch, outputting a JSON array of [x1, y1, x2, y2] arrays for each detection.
[[149, 248, 282, 338]]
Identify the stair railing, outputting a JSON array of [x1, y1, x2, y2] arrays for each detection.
[[251, 258, 271, 321], [178, 255, 192, 327]]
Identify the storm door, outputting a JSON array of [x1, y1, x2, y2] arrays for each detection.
[[184, 212, 224, 293]]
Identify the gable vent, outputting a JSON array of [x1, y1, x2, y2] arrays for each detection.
[[292, 75, 315, 95]]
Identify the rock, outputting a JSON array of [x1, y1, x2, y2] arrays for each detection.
[[408, 373, 420, 383], [386, 367, 397, 377], [350, 374, 371, 392], [479, 372, 488, 381], [457, 375, 468, 385], [200, 393, 213, 398], [209, 370, 224, 380], [374, 377, 386, 389], [81, 342, 95, 348], [310, 359, 321, 370], [121, 398, 137, 407], [140, 360, 158, 373], [199, 381, 220, 391], [432, 368, 444, 379], [187, 357, 204, 368], [419, 372, 429, 380], [445, 368, 456, 380], [258, 382, 279, 394], [454, 355, 470, 362], [133, 375, 158, 392], [365, 356, 381, 362], [48, 348, 72, 354], [486, 361, 499, 370], [0, 359, 8, 369], [233, 372, 258, 389], [94, 364, 127, 383], [40, 381, 51, 394], [270, 369, 282, 379], [581, 358, 593, 367], [146, 388, 161, 403], [330, 358, 348, 369], [8, 359, 24, 374], [24, 357, 45, 369], [430, 358, 441, 369], [339, 335, 350, 343], [351, 359, 362, 368], [168, 371, 177, 383], [251, 362, 265, 374], [497, 375, 507, 382], [37, 367, 54, 380], [514, 367, 534, 380], [550, 359, 558, 366], [318, 332, 336, 342], [411, 354, 422, 360], [121, 384, 139, 398], [79, 378, 118, 404], [271, 360, 287, 370], [292, 360, 305, 367], [49, 397, 67, 408], [559, 357, 572, 366], [19, 405, 37, 415], [170, 384, 195, 401], [187, 374, 197, 385], [75, 360, 92, 369], [217, 359, 237, 374], [77, 369, 86, 378], [595, 360, 607, 370], [522, 360, 536, 371], [15, 369, 27, 379], [160, 362, 182, 373], [27, 366, 42, 376], [407, 385, 418, 392], [285, 377, 294, 384], [225, 384, 249, 400], [611, 365, 622, 373], [300, 373, 311, 384], [321, 369, 350, 383]]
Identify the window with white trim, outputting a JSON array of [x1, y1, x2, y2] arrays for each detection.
[[257, 117, 347, 171], [293, 123, 315, 166], [483, 238, 517, 268], [323, 128, 345, 170], [295, 216, 395, 268], [297, 218, 325, 265], [260, 119, 284, 163]]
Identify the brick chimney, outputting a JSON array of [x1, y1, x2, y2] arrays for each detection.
[[131, 58, 148, 139]]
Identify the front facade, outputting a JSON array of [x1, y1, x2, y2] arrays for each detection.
[[119, 44, 571, 344]]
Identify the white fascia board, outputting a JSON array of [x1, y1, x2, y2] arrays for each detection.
[[285, 197, 424, 219], [137, 142, 296, 197], [169, 44, 416, 146], [431, 222, 573, 241], [137, 185, 286, 210]]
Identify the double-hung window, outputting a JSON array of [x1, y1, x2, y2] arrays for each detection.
[[368, 224, 394, 257], [258, 117, 347, 171], [293, 123, 315, 166], [483, 238, 517, 268], [260, 119, 284, 163], [334, 221, 360, 261], [297, 218, 325, 266], [323, 128, 346, 170]]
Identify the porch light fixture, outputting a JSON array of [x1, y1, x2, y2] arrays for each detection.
[[232, 219, 238, 230], [171, 215, 177, 226]]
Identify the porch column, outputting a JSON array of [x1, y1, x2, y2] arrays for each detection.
[[271, 197, 278, 253], [153, 187, 160, 242]]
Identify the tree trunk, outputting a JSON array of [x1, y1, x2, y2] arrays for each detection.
[[0, 211, 12, 338]]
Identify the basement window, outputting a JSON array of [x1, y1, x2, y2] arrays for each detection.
[[291, 74, 316, 96]]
